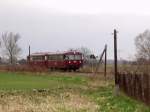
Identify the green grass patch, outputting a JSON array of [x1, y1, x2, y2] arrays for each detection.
[[0, 71, 149, 112], [0, 72, 88, 90]]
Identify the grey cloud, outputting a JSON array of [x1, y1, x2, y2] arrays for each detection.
[[0, 5, 150, 59]]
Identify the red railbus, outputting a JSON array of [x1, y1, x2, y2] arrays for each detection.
[[27, 51, 83, 71]]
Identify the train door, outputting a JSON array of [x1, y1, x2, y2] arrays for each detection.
[[45, 55, 48, 68]]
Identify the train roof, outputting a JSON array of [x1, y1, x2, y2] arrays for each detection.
[[30, 51, 82, 56]]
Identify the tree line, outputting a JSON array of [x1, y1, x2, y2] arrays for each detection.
[[1, 29, 150, 66]]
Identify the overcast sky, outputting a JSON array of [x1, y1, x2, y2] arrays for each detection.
[[1, 0, 150, 59]]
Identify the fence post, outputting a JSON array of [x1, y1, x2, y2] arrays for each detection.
[[132, 74, 136, 98], [138, 74, 143, 101], [135, 74, 138, 99], [143, 74, 150, 105], [148, 74, 150, 105]]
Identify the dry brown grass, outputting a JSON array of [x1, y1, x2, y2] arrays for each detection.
[[79, 65, 114, 75], [0, 65, 48, 73], [0, 92, 98, 112]]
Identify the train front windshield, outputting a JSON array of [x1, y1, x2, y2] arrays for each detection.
[[64, 55, 82, 60]]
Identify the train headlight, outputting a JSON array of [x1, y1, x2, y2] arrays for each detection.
[[69, 61, 71, 64]]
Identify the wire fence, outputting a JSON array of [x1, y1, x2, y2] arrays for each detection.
[[118, 73, 150, 106]]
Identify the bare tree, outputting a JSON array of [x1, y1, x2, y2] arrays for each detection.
[[134, 30, 150, 73], [135, 30, 150, 62], [77, 47, 92, 59], [1, 32, 21, 64]]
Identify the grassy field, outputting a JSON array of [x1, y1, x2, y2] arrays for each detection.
[[0, 72, 149, 112]]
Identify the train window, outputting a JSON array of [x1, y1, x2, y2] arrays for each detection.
[[57, 55, 63, 61], [48, 55, 63, 61], [48, 56, 51, 60], [64, 55, 69, 60], [48, 55, 57, 60], [32, 56, 45, 61], [65, 55, 74, 60], [75, 55, 82, 60], [64, 55, 82, 60], [48, 55, 54, 60]]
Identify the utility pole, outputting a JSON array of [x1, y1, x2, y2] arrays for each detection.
[[29, 45, 31, 62], [114, 29, 119, 96]]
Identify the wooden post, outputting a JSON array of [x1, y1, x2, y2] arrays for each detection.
[[114, 29, 119, 96], [95, 45, 106, 75], [104, 45, 107, 79]]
